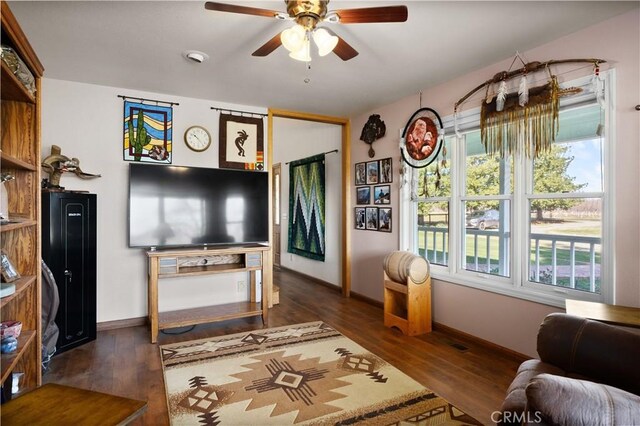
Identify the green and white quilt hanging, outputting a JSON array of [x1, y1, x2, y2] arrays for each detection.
[[288, 154, 325, 261]]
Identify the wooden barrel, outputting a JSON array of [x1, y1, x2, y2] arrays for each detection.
[[383, 251, 430, 285]]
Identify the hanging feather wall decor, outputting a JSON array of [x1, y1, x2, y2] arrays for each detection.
[[496, 80, 508, 112], [518, 75, 529, 107], [420, 167, 429, 197], [454, 57, 605, 159], [481, 76, 564, 158]]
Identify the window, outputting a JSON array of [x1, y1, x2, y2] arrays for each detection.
[[462, 131, 513, 278], [526, 105, 605, 296], [414, 138, 452, 266], [402, 72, 613, 306]]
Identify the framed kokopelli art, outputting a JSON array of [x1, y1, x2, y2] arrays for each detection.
[[219, 114, 264, 171]]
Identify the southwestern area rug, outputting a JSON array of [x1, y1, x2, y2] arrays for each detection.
[[160, 322, 481, 425]]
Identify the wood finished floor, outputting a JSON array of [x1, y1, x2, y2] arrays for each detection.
[[43, 269, 522, 425]]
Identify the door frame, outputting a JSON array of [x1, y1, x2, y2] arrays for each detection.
[[272, 162, 281, 269], [264, 108, 351, 306]]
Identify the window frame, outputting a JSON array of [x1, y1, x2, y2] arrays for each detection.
[[400, 71, 615, 308]]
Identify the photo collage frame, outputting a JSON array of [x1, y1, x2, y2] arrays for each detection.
[[354, 157, 392, 232]]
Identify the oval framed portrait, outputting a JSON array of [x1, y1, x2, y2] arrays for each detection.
[[400, 107, 444, 168]]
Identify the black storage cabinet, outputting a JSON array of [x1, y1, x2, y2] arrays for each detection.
[[41, 191, 97, 354]]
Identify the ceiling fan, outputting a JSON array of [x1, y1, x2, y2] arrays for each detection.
[[204, 1, 408, 61]]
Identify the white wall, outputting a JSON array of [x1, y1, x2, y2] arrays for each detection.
[[273, 117, 342, 286], [41, 78, 268, 322], [350, 9, 640, 357]]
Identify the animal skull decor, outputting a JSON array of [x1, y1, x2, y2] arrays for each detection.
[[360, 114, 386, 158]]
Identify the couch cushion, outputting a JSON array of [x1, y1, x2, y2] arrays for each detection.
[[526, 374, 640, 426], [537, 313, 640, 395], [498, 360, 565, 425]]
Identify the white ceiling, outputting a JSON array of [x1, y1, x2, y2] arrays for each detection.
[[8, 1, 638, 117]]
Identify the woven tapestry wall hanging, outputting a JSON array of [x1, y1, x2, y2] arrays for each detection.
[[123, 100, 172, 163], [288, 154, 325, 261], [219, 114, 264, 170]]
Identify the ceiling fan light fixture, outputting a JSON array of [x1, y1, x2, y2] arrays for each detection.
[[281, 24, 306, 52], [312, 28, 338, 57], [289, 39, 312, 62]]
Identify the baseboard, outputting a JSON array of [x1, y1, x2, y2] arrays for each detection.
[[278, 267, 341, 291], [433, 322, 531, 363], [349, 291, 383, 308], [278, 267, 384, 307], [97, 316, 146, 331]]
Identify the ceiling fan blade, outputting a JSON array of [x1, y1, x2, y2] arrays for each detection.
[[333, 37, 359, 61], [204, 2, 280, 19], [323, 28, 358, 61], [252, 33, 283, 57], [333, 5, 408, 24]]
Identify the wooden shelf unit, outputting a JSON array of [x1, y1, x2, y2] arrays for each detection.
[[0, 61, 36, 104], [147, 245, 269, 343], [1, 2, 44, 397], [1, 152, 37, 171], [0, 330, 36, 383], [0, 217, 37, 232], [157, 302, 263, 330], [0, 275, 36, 309]]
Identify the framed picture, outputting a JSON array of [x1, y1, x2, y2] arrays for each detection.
[[123, 100, 173, 163], [373, 185, 390, 205], [365, 207, 378, 230], [379, 207, 392, 232], [379, 157, 393, 183], [400, 107, 444, 169], [355, 162, 366, 186], [366, 160, 379, 184], [0, 250, 20, 283], [355, 207, 366, 230], [219, 114, 265, 171], [356, 186, 371, 205]]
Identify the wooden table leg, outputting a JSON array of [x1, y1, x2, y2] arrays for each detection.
[[261, 252, 268, 324], [148, 258, 159, 343]]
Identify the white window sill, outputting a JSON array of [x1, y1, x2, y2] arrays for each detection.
[[429, 268, 604, 309]]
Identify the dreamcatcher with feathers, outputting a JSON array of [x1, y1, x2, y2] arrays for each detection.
[[399, 98, 447, 198]]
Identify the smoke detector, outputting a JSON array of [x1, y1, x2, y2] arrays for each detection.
[[183, 50, 209, 64]]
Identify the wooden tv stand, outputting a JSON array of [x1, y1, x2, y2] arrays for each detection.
[[146, 244, 269, 343]]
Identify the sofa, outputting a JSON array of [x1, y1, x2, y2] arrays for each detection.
[[499, 313, 640, 425]]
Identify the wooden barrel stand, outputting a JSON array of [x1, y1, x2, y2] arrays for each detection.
[[383, 251, 432, 336]]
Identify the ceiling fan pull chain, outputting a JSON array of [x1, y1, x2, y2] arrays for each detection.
[[304, 62, 311, 84], [419, 91, 423, 108]]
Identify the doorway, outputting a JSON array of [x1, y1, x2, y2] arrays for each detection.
[[264, 109, 351, 307]]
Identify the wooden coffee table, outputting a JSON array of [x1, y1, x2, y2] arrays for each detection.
[[565, 299, 640, 328], [1, 383, 147, 425]]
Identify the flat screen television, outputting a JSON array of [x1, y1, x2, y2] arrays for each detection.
[[128, 163, 269, 249]]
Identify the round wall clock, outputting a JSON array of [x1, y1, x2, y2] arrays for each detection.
[[184, 125, 211, 152]]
